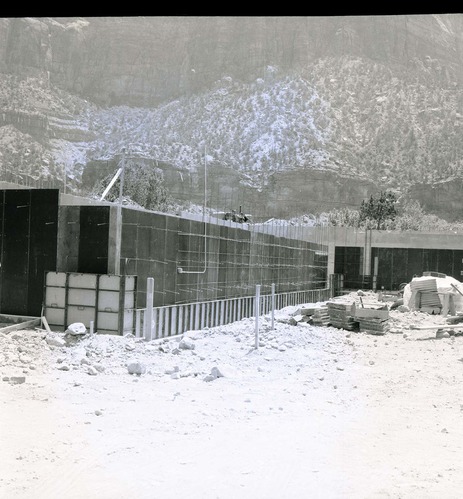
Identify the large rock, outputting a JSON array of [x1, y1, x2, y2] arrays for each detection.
[[127, 361, 146, 376], [65, 323, 87, 336], [179, 337, 195, 350]]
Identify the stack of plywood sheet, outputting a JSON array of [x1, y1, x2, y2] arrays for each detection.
[[327, 301, 358, 331], [311, 306, 330, 326], [357, 318, 389, 334], [291, 305, 330, 326], [410, 278, 442, 313], [353, 303, 389, 335]]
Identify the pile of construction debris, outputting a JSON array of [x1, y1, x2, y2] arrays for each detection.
[[290, 273, 463, 338], [291, 291, 391, 335], [403, 272, 463, 315]]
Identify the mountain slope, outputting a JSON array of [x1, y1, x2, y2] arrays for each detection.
[[0, 16, 462, 219]]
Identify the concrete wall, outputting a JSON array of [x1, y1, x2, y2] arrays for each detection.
[[328, 227, 463, 290], [329, 227, 463, 250], [117, 207, 328, 308]]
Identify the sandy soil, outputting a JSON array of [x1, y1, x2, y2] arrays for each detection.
[[2, 295, 463, 499]]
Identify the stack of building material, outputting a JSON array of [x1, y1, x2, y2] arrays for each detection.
[[410, 278, 442, 313], [327, 301, 358, 331], [357, 317, 389, 334], [423, 271, 447, 278], [311, 306, 330, 326], [296, 305, 319, 317], [291, 305, 330, 326], [352, 303, 389, 335]]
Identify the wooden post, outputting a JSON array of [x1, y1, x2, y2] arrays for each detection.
[[135, 309, 141, 338], [271, 283, 275, 330], [255, 284, 261, 349]]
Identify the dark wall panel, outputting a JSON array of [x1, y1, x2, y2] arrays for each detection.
[[376, 248, 392, 290], [0, 189, 59, 316], [453, 250, 463, 280], [422, 249, 438, 274], [164, 216, 178, 306], [338, 246, 362, 288], [1, 190, 30, 314], [78, 206, 109, 274], [28, 189, 59, 315], [337, 246, 463, 291], [391, 248, 408, 290], [407, 249, 424, 279], [437, 249, 454, 277], [57, 206, 80, 272]]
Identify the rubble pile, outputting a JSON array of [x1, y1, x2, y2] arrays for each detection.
[[291, 291, 392, 335], [289, 283, 463, 338]]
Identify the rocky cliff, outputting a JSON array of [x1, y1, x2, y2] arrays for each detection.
[[0, 15, 462, 220], [2, 16, 462, 107]]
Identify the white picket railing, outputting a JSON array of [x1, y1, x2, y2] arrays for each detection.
[[132, 286, 330, 340]]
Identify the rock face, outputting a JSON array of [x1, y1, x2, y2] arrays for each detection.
[[1, 16, 462, 107], [409, 179, 463, 222]]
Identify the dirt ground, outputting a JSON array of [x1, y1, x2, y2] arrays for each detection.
[[2, 295, 463, 499]]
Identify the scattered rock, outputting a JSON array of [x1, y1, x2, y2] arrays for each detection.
[[179, 337, 195, 350], [6, 376, 26, 385], [289, 314, 304, 325], [19, 354, 32, 364], [65, 322, 87, 336], [45, 335, 66, 347], [436, 330, 450, 339], [209, 364, 239, 379], [127, 361, 146, 375]]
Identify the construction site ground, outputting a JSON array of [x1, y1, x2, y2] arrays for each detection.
[[2, 291, 463, 499]]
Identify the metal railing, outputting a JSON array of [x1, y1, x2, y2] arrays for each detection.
[[132, 285, 331, 340]]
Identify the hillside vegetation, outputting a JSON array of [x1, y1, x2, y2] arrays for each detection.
[[0, 16, 462, 222]]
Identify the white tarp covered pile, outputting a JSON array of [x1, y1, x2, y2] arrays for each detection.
[[403, 275, 463, 312]]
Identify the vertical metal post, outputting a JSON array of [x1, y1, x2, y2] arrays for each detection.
[[271, 283, 275, 330], [144, 277, 154, 341], [135, 309, 141, 338], [373, 256, 379, 292], [255, 284, 261, 349], [114, 148, 126, 275]]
